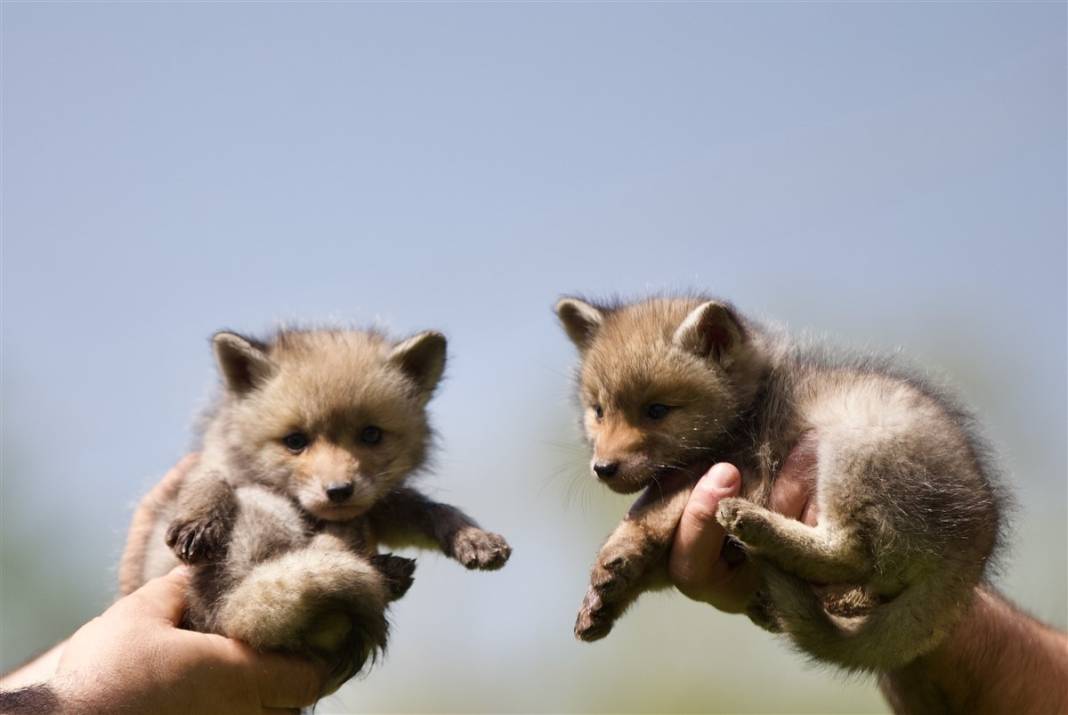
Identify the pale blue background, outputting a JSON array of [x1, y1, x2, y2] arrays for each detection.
[[2, 3, 1065, 713]]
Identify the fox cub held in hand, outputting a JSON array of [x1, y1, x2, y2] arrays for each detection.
[[556, 296, 1003, 672], [128, 327, 511, 686]]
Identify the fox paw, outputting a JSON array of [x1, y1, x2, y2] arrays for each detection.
[[449, 528, 511, 570], [573, 540, 650, 642], [715, 497, 769, 544], [312, 606, 390, 696], [371, 553, 417, 601], [574, 585, 616, 642], [589, 542, 646, 601], [165, 516, 228, 563]]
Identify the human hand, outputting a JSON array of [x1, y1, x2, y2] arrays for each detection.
[[53, 567, 328, 715], [668, 434, 818, 613], [118, 454, 198, 595]]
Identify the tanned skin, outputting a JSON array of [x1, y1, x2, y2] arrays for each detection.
[[556, 295, 1003, 672]]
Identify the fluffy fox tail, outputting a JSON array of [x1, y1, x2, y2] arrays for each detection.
[[216, 547, 391, 692], [763, 565, 975, 672]]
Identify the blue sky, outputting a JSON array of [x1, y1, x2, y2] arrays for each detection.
[[3, 3, 1064, 712]]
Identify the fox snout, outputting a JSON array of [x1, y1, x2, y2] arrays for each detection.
[[300, 474, 374, 520], [592, 460, 620, 479], [325, 481, 355, 503], [310, 449, 359, 494], [293, 443, 378, 519], [589, 451, 652, 494], [589, 423, 654, 493]]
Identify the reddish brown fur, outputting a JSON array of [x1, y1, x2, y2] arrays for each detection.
[[557, 295, 1003, 672]]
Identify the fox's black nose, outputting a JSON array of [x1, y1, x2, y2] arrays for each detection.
[[326, 482, 354, 503], [593, 461, 620, 479]]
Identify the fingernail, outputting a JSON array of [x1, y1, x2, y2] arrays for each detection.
[[706, 463, 740, 494], [692, 478, 729, 505]]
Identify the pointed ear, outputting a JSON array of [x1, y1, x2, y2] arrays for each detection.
[[212, 332, 275, 394], [673, 301, 747, 366], [555, 298, 604, 351], [389, 331, 447, 400]]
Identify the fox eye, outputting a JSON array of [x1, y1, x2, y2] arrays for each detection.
[[592, 405, 604, 420], [282, 432, 310, 453], [360, 425, 383, 445], [645, 403, 671, 420]]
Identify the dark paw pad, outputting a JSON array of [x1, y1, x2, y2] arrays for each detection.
[[371, 553, 417, 601], [722, 536, 748, 566], [165, 517, 228, 563]]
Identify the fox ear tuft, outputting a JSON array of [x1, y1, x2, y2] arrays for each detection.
[[555, 298, 604, 351], [673, 301, 747, 366], [389, 331, 447, 400], [212, 332, 275, 394]]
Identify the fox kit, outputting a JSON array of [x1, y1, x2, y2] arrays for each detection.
[[556, 295, 1003, 671], [127, 327, 511, 686]]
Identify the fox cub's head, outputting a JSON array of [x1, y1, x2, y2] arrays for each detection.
[[556, 296, 765, 494], [212, 328, 445, 521]]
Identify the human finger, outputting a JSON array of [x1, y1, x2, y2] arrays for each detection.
[[239, 647, 329, 709], [112, 566, 191, 625], [669, 463, 741, 597], [118, 454, 199, 595]]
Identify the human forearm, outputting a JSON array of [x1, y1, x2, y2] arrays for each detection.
[[0, 642, 65, 691], [879, 587, 1068, 714]]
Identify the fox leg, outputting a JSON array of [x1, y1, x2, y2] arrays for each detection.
[[367, 487, 511, 570], [575, 486, 690, 642], [575, 520, 667, 642], [216, 545, 391, 694], [369, 553, 417, 601], [165, 465, 236, 564], [716, 497, 870, 583], [312, 521, 416, 602], [212, 495, 393, 692]]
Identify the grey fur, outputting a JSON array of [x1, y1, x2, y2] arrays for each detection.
[[128, 326, 511, 691]]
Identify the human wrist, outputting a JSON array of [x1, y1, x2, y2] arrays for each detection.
[[880, 586, 1068, 714], [877, 586, 989, 713], [0, 641, 66, 691], [0, 680, 64, 715]]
